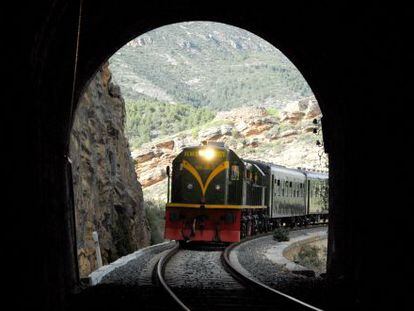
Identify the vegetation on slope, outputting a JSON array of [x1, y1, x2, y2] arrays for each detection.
[[125, 97, 215, 148], [110, 21, 312, 110], [144, 200, 165, 245]]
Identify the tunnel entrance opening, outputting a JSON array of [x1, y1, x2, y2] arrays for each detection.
[[12, 1, 410, 310], [70, 20, 329, 309]]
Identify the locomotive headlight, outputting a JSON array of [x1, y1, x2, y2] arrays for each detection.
[[215, 184, 221, 191], [199, 148, 216, 161], [187, 183, 194, 190]]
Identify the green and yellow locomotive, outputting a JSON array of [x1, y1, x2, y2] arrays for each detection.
[[164, 142, 328, 243]]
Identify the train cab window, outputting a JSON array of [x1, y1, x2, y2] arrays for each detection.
[[230, 165, 240, 181]]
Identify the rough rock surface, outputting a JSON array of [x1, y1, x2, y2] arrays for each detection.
[[70, 63, 150, 277], [133, 96, 327, 202]]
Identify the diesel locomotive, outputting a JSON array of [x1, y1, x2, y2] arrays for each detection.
[[164, 142, 328, 243]]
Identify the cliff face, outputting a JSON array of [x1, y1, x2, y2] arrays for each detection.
[[70, 63, 150, 278], [133, 96, 327, 203]]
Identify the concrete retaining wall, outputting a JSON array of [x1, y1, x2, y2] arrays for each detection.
[[264, 228, 327, 277], [88, 241, 172, 285]]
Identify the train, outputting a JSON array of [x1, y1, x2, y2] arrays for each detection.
[[164, 142, 328, 243]]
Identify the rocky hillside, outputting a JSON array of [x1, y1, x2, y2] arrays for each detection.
[[132, 96, 327, 202], [70, 63, 150, 278], [109, 21, 312, 110]]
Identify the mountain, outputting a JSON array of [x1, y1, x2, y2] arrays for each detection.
[[109, 21, 312, 110]]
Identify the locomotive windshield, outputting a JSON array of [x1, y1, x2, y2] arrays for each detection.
[[171, 146, 230, 204]]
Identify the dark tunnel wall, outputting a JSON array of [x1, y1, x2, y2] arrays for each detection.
[[6, 1, 411, 310]]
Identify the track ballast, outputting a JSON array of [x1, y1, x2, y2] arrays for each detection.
[[156, 237, 323, 311]]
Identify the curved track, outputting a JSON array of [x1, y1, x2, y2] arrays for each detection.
[[156, 238, 323, 311], [222, 239, 323, 311], [156, 243, 190, 311]]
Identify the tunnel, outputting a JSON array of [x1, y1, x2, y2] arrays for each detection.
[[6, 1, 410, 310]]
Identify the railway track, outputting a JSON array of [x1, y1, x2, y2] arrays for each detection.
[[156, 236, 324, 311]]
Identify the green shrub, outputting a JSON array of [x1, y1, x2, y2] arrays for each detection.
[[144, 200, 166, 245], [266, 107, 280, 119], [293, 245, 324, 270], [273, 227, 290, 241], [231, 128, 241, 138]]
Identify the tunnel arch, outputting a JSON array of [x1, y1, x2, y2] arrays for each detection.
[[72, 10, 333, 148], [75, 19, 324, 110], [72, 18, 329, 277]]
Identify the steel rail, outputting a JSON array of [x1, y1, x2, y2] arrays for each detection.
[[156, 242, 191, 311], [222, 236, 324, 311]]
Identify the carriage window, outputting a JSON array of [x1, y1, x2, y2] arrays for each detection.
[[230, 165, 240, 180]]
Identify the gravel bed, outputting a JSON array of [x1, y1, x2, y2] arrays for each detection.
[[165, 249, 243, 290], [164, 249, 285, 311], [69, 242, 178, 310], [100, 241, 175, 286], [234, 227, 328, 308]]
